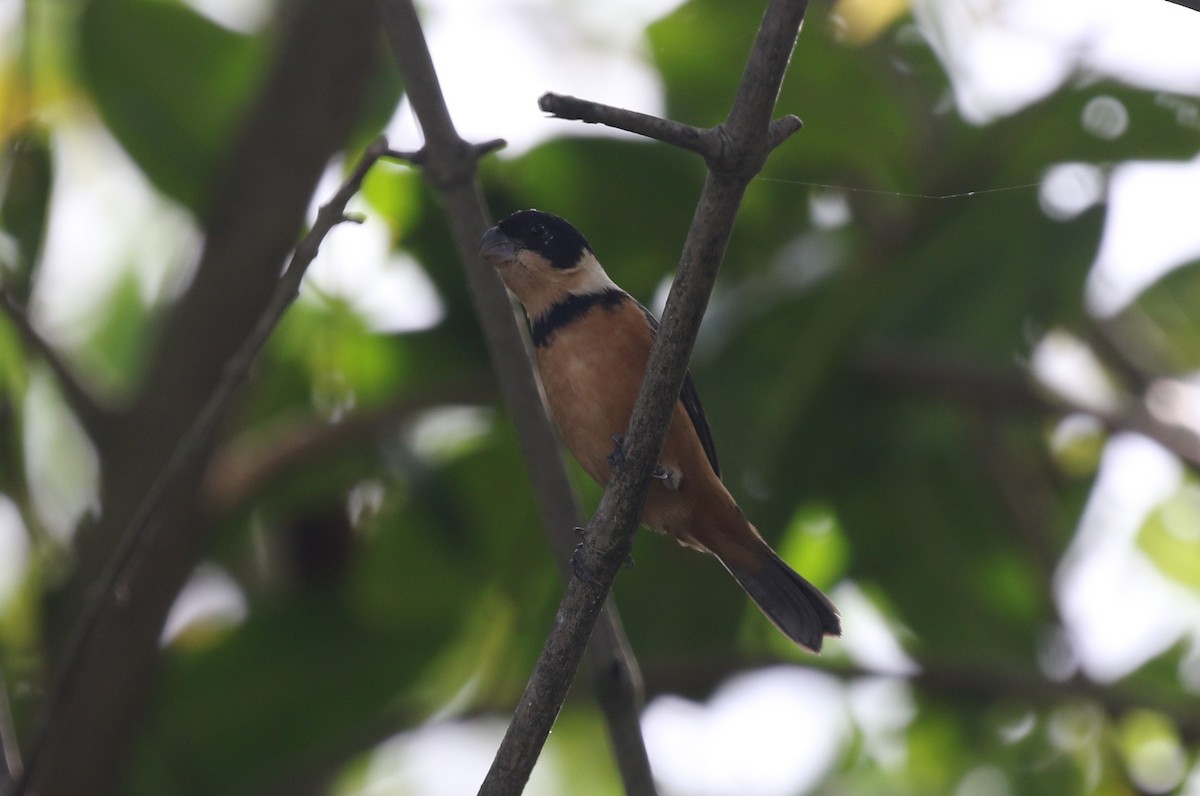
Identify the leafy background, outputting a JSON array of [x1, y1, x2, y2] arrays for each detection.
[[2, 0, 1200, 794]]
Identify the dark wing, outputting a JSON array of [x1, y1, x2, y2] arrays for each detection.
[[635, 301, 721, 478], [680, 370, 721, 478]]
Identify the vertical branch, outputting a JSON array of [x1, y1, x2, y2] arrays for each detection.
[[477, 0, 811, 793], [374, 0, 656, 792]]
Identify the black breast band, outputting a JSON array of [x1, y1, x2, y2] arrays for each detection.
[[531, 288, 627, 348]]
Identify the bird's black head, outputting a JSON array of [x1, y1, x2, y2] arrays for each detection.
[[494, 209, 592, 270]]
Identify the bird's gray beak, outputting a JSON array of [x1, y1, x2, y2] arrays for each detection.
[[479, 226, 519, 266]]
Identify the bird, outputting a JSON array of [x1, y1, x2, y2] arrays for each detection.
[[479, 209, 840, 652]]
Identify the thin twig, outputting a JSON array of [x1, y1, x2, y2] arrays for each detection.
[[111, 138, 389, 594], [477, 1, 811, 793], [11, 138, 392, 796], [538, 93, 804, 173], [0, 291, 111, 442], [1107, 400, 1200, 465], [538, 93, 718, 159], [374, 1, 658, 793], [768, 115, 804, 149]]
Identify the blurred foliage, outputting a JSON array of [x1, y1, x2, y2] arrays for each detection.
[[1, 0, 1200, 794], [0, 124, 51, 303], [77, 0, 266, 214]]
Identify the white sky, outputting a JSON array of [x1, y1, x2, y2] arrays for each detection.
[[5, 0, 1200, 794]]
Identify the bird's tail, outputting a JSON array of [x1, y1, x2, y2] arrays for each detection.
[[718, 542, 841, 653]]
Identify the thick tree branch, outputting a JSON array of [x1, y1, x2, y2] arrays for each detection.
[[15, 138, 391, 796], [0, 291, 111, 442], [14, 3, 384, 793], [374, 1, 656, 793], [478, 1, 811, 793]]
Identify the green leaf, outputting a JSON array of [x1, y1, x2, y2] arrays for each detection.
[[777, 502, 849, 591], [1115, 259, 1200, 373], [77, 0, 266, 215], [1138, 481, 1200, 592], [361, 164, 423, 243]]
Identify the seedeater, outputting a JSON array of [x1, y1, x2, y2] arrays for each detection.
[[479, 209, 840, 652]]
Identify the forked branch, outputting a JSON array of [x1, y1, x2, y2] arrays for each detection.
[[479, 1, 811, 794]]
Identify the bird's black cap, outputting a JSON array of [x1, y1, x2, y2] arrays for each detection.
[[494, 209, 592, 270]]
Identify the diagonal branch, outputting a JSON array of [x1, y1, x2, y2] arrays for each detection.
[[374, 1, 657, 793], [0, 291, 112, 443], [478, 1, 811, 793], [82, 136, 391, 609]]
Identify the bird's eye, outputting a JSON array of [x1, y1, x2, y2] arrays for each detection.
[[527, 223, 547, 239]]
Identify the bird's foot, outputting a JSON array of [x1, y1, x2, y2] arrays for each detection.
[[651, 463, 682, 491], [607, 434, 626, 470], [609, 435, 681, 491]]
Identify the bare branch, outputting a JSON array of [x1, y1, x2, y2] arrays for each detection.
[[203, 379, 493, 512], [0, 291, 111, 442], [477, 1, 811, 793], [374, 0, 656, 793], [539, 92, 718, 159], [537, 93, 803, 168], [768, 114, 805, 150], [1108, 400, 1200, 465]]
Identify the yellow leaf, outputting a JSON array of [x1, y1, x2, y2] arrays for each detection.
[[832, 0, 910, 45]]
